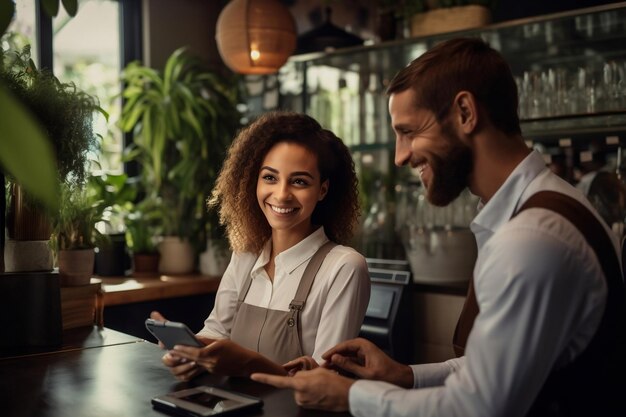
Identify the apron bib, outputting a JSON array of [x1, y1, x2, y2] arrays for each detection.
[[230, 241, 336, 364]]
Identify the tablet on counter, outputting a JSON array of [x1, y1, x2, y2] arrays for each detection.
[[152, 385, 263, 416]]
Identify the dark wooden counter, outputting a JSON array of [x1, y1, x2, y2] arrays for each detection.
[[0, 335, 349, 417], [0, 326, 141, 359]]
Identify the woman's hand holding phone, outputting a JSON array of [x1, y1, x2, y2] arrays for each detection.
[[148, 311, 215, 381], [172, 339, 288, 377]]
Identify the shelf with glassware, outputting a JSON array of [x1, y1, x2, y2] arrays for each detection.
[[274, 3, 626, 284], [281, 2, 626, 143]]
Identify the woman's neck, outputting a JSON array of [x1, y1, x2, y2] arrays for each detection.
[[270, 224, 319, 256]]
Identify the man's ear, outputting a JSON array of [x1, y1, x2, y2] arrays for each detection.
[[452, 91, 478, 135], [319, 179, 329, 201]]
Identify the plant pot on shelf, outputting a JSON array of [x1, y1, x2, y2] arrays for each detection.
[[7, 184, 52, 240], [157, 236, 195, 275], [94, 233, 130, 276], [58, 248, 95, 286], [199, 238, 231, 277], [410, 5, 492, 38], [133, 252, 160, 276], [4, 184, 54, 272]]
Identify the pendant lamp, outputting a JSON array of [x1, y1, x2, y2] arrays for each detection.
[[216, 0, 297, 75], [296, 7, 364, 55]]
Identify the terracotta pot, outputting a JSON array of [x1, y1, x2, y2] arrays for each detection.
[[133, 253, 160, 277], [58, 248, 95, 286], [157, 237, 195, 275]]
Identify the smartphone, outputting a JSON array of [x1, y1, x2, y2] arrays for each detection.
[[145, 318, 204, 350], [152, 386, 263, 417]]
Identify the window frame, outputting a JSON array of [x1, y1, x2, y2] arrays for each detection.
[[35, 0, 142, 175]]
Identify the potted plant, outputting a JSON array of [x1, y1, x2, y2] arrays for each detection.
[[1, 44, 104, 271], [87, 172, 135, 276], [125, 199, 160, 276], [120, 47, 242, 274], [50, 183, 103, 286], [0, 1, 66, 214]]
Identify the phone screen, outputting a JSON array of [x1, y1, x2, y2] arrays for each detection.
[[144, 319, 203, 349]]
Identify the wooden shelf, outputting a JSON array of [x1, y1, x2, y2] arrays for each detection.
[[96, 274, 221, 306]]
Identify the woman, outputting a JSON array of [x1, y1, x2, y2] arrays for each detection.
[[154, 111, 370, 380]]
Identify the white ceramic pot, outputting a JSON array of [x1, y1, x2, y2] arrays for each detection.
[[199, 239, 232, 277], [4, 239, 54, 272], [157, 236, 195, 275], [405, 228, 477, 284]]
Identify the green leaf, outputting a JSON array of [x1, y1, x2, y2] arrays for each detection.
[[121, 96, 147, 132], [0, 0, 15, 36], [61, 0, 78, 17], [41, 0, 60, 17], [163, 47, 188, 90], [0, 85, 59, 210]]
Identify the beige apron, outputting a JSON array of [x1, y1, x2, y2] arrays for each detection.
[[229, 241, 336, 364]]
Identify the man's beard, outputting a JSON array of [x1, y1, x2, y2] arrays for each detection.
[[425, 124, 473, 207]]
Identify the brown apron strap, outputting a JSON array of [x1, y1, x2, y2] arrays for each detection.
[[236, 261, 256, 308], [237, 240, 337, 312], [452, 190, 625, 357], [288, 240, 337, 313], [452, 276, 479, 357]]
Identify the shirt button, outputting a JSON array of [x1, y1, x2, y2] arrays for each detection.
[[287, 318, 295, 327]]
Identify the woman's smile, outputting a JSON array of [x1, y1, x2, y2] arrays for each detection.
[[268, 204, 298, 215]]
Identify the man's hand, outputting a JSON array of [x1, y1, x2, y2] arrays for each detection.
[[283, 355, 319, 376], [172, 339, 287, 377], [251, 367, 354, 411], [323, 338, 414, 388]]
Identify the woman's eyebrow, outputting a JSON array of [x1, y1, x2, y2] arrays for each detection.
[[290, 171, 314, 179], [260, 167, 314, 179]]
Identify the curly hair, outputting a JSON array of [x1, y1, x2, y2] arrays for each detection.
[[208, 111, 360, 254]]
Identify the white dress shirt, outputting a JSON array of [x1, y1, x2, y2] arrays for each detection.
[[198, 226, 371, 363], [349, 151, 615, 417]]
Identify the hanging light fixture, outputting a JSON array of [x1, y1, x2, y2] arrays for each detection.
[[216, 0, 297, 75]]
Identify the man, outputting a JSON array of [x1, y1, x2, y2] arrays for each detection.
[[251, 38, 626, 416]]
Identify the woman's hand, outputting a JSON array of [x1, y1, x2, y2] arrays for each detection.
[[150, 310, 213, 381], [172, 339, 287, 377], [283, 356, 319, 376], [160, 350, 206, 381]]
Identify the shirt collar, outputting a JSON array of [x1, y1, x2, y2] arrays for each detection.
[[470, 150, 547, 248], [251, 227, 330, 277]]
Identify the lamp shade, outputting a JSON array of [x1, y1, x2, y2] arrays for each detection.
[[216, 0, 297, 75]]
